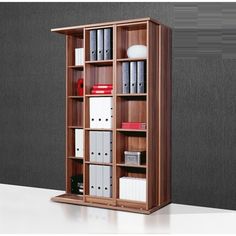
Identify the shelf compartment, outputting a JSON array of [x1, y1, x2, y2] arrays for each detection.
[[116, 131, 146, 165], [67, 128, 84, 158], [116, 166, 146, 200], [116, 60, 147, 94], [67, 69, 84, 96], [84, 27, 113, 62], [117, 22, 147, 59], [67, 34, 84, 67], [116, 96, 146, 129], [66, 158, 83, 194], [85, 64, 113, 95], [68, 99, 83, 127]]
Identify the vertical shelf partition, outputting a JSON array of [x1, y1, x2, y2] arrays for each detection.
[[51, 18, 171, 214]]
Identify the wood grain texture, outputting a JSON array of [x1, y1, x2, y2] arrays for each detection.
[[53, 18, 171, 214]]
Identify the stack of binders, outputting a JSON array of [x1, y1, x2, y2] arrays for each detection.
[[122, 61, 146, 94], [89, 131, 112, 163], [91, 84, 113, 94], [119, 177, 146, 202], [89, 165, 112, 198], [75, 48, 84, 65], [89, 97, 113, 128], [75, 129, 84, 158], [90, 28, 113, 61]]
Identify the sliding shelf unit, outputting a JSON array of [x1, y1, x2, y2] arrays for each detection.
[[51, 17, 171, 214]]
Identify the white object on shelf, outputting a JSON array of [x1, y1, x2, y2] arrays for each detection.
[[75, 48, 84, 65], [119, 177, 146, 202], [127, 45, 147, 58]]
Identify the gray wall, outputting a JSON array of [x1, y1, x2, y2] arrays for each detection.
[[0, 3, 236, 210]]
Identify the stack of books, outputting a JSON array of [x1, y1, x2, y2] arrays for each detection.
[[91, 84, 113, 94]]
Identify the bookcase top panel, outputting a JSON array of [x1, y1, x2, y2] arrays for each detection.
[[51, 17, 164, 35]]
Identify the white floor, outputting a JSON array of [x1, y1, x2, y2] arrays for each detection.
[[0, 184, 235, 234]]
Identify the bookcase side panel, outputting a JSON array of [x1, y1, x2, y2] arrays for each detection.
[[146, 21, 160, 209], [159, 25, 172, 205]]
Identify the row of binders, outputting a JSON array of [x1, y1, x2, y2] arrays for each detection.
[[90, 165, 112, 198], [119, 177, 146, 202], [90, 28, 113, 61], [90, 97, 113, 128], [90, 131, 112, 163], [122, 61, 146, 94]]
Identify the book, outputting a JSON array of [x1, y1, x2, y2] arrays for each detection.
[[91, 89, 113, 94], [93, 84, 113, 89], [121, 122, 146, 130]]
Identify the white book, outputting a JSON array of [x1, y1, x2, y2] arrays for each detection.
[[119, 177, 127, 200], [75, 48, 84, 66], [75, 129, 83, 157]]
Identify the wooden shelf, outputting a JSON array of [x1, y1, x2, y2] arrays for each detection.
[[68, 126, 83, 129], [68, 156, 84, 160], [116, 128, 147, 132], [68, 96, 83, 99], [117, 163, 147, 168], [51, 17, 171, 215], [85, 161, 113, 166], [117, 58, 147, 62], [116, 93, 147, 97], [85, 60, 113, 66], [68, 65, 83, 70], [85, 128, 113, 131]]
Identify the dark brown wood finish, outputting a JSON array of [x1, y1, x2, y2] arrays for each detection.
[[52, 18, 171, 214]]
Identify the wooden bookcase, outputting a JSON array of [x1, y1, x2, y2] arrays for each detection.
[[51, 17, 171, 214]]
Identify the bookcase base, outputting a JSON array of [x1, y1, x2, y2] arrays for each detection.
[[51, 194, 171, 215]]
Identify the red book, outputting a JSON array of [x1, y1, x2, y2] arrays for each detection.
[[93, 84, 113, 90], [91, 89, 113, 94], [77, 78, 84, 96], [121, 122, 146, 130]]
